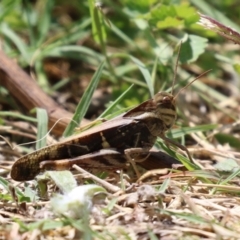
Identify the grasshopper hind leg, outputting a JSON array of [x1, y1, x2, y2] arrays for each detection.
[[11, 158, 41, 181]]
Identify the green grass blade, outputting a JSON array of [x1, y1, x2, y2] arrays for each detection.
[[109, 21, 137, 47], [89, 0, 107, 45], [0, 176, 25, 198], [99, 84, 134, 118], [35, 60, 51, 92], [130, 56, 154, 97], [167, 124, 218, 139], [219, 168, 240, 185], [175, 151, 200, 170], [43, 45, 103, 63], [162, 209, 209, 224], [0, 23, 30, 63], [36, 108, 48, 150], [0, 112, 37, 122], [63, 61, 105, 137], [36, 0, 54, 46]]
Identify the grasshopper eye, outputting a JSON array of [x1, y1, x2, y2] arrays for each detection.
[[163, 96, 170, 101], [162, 95, 173, 104]]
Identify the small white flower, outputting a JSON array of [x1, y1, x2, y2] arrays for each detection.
[[50, 184, 106, 219]]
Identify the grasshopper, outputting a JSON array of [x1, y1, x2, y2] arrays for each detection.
[[10, 87, 206, 181], [10, 55, 210, 181], [11, 91, 180, 181]]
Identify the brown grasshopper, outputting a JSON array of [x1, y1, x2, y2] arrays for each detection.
[[10, 54, 210, 181], [10, 78, 207, 182], [11, 91, 180, 181]]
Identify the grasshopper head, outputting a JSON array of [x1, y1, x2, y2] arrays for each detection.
[[154, 92, 177, 130]]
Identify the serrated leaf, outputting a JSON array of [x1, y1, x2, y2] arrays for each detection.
[[151, 5, 176, 21], [174, 4, 197, 19], [179, 34, 208, 64], [184, 14, 199, 26], [157, 17, 183, 29]]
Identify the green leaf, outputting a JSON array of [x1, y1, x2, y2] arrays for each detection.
[[150, 5, 176, 21], [18, 195, 31, 203], [0, 176, 11, 192], [0, 176, 26, 199], [185, 15, 199, 26], [148, 230, 159, 240], [157, 17, 183, 29], [233, 63, 240, 75], [45, 171, 77, 194], [18, 219, 65, 232], [63, 61, 105, 137], [179, 34, 208, 64], [214, 133, 240, 150], [214, 158, 239, 172], [23, 186, 38, 202], [0, 192, 12, 201], [174, 4, 196, 18]]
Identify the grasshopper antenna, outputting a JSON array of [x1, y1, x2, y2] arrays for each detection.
[[173, 69, 212, 101], [171, 42, 182, 95], [171, 42, 211, 99], [16, 117, 79, 148]]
